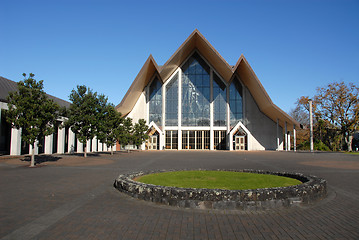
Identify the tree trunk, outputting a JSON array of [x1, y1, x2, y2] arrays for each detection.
[[347, 135, 353, 152], [84, 145, 87, 158], [111, 146, 113, 155], [30, 144, 35, 167]]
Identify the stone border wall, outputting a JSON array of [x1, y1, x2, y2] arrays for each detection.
[[114, 169, 327, 210]]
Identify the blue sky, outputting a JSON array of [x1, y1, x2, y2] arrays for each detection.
[[1, 0, 358, 113]]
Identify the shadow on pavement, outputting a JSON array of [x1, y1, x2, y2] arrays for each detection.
[[21, 155, 62, 164]]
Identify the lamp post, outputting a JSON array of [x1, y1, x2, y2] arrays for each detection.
[[309, 99, 314, 152]]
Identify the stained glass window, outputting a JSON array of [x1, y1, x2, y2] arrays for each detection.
[[165, 73, 178, 126], [181, 53, 210, 126], [213, 73, 227, 126], [149, 77, 162, 126], [229, 77, 243, 127]]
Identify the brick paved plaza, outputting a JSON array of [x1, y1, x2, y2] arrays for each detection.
[[0, 151, 358, 239]]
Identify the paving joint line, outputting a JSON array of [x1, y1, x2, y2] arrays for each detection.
[[0, 182, 108, 240]]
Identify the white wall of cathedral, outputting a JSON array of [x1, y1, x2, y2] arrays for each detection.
[[242, 87, 284, 150], [127, 92, 147, 124]]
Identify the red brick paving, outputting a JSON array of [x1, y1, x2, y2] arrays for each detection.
[[0, 151, 358, 239]]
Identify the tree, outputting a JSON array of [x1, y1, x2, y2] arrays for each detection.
[[66, 85, 103, 157], [6, 73, 59, 167], [314, 82, 359, 151], [97, 103, 122, 155], [296, 82, 359, 151], [289, 105, 310, 148], [117, 117, 133, 151], [116, 118, 149, 151], [132, 119, 149, 149]]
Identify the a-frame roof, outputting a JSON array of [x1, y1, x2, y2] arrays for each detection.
[[116, 29, 299, 130], [0, 76, 71, 108]]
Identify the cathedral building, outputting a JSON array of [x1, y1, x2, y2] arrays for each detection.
[[116, 30, 299, 151]]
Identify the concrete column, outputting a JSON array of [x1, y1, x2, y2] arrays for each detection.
[[309, 100, 314, 152], [276, 119, 280, 151], [92, 137, 97, 152], [293, 125, 296, 152], [44, 134, 53, 154], [98, 140, 103, 152], [103, 144, 108, 152], [0, 109, 2, 142], [162, 82, 166, 151], [86, 139, 91, 152], [210, 69, 214, 150], [77, 140, 83, 153], [68, 129, 75, 153], [226, 82, 231, 150], [58, 127, 65, 154], [287, 133, 291, 151], [284, 121, 288, 151], [178, 130, 182, 150], [10, 127, 21, 155], [178, 69, 182, 150], [160, 132, 165, 150], [229, 132, 233, 151]]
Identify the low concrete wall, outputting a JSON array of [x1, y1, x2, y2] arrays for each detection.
[[114, 169, 327, 210]]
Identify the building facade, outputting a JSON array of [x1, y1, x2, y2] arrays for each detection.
[[0, 76, 115, 156], [116, 30, 299, 151]]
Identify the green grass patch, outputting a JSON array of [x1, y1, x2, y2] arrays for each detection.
[[135, 171, 302, 190], [345, 152, 359, 155]]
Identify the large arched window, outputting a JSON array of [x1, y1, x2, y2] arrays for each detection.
[[181, 53, 210, 126], [213, 72, 227, 126], [165, 73, 178, 126], [229, 76, 243, 127], [148, 77, 162, 126]]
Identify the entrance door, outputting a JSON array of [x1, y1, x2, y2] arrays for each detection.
[[148, 135, 157, 150], [235, 136, 245, 150]]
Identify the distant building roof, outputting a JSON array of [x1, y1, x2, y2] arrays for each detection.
[[0, 76, 71, 108]]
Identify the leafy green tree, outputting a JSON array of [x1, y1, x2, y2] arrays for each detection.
[[296, 82, 359, 151], [6, 73, 59, 167], [117, 117, 134, 151], [97, 103, 122, 155], [66, 85, 103, 157], [132, 119, 149, 149], [314, 82, 359, 151]]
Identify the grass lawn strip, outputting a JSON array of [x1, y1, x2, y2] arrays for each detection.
[[135, 171, 302, 190], [345, 152, 359, 155]]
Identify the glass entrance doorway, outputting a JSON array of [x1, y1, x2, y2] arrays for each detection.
[[182, 130, 210, 150], [234, 136, 245, 150], [148, 135, 158, 150], [214, 130, 227, 150], [165, 131, 178, 149]]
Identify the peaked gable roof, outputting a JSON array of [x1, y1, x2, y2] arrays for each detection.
[[0, 76, 71, 108], [116, 29, 299, 130]]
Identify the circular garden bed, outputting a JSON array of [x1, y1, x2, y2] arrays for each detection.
[[114, 169, 327, 210]]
